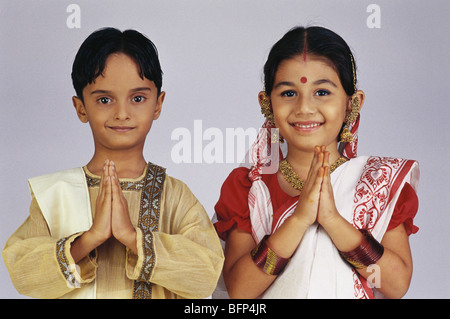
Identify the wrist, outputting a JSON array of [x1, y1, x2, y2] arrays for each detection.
[[319, 211, 342, 232], [251, 235, 290, 276], [115, 228, 138, 254], [85, 227, 109, 247], [339, 229, 384, 269], [292, 209, 316, 228]]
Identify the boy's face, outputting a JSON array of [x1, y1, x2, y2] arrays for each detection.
[[73, 53, 165, 153]]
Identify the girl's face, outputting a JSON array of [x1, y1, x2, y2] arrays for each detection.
[[269, 54, 352, 154]]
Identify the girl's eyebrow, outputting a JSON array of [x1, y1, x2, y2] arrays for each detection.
[[273, 81, 296, 90], [313, 79, 337, 87], [273, 79, 337, 90]]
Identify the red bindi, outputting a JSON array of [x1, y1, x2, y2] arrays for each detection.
[[300, 76, 307, 84]]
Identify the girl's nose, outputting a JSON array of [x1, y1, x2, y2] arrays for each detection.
[[295, 96, 314, 115]]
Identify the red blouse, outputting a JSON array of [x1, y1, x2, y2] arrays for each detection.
[[214, 167, 419, 241]]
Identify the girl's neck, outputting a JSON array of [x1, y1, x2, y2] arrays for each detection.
[[284, 145, 341, 180], [87, 150, 147, 179]]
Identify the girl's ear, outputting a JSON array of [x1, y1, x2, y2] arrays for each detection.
[[72, 96, 89, 123], [354, 90, 365, 111], [346, 90, 365, 114], [258, 91, 271, 108]]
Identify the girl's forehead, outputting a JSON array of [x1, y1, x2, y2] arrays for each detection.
[[276, 55, 339, 79]]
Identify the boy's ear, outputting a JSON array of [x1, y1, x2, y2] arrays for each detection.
[[72, 96, 89, 123], [153, 91, 165, 120]]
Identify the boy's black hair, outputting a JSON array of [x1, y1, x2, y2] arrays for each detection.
[[71, 27, 163, 101]]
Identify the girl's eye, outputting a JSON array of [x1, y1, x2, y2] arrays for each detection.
[[132, 96, 146, 103], [315, 89, 330, 97], [98, 97, 112, 104], [281, 90, 296, 97]]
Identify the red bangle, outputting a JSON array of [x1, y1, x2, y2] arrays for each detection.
[[251, 235, 290, 276], [339, 229, 384, 269]]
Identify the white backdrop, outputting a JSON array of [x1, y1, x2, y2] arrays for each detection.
[[1, 0, 448, 299]]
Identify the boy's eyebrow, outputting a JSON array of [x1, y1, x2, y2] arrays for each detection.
[[90, 89, 112, 95], [89, 87, 152, 95], [130, 87, 152, 93]]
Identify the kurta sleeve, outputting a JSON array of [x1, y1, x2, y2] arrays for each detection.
[[214, 167, 253, 240], [2, 195, 97, 298], [125, 176, 224, 299]]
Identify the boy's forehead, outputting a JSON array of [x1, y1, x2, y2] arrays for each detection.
[[85, 53, 156, 93]]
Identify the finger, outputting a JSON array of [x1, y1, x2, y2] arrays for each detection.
[[306, 166, 325, 201], [306, 146, 322, 180], [300, 148, 323, 196], [110, 167, 119, 196], [107, 160, 113, 179], [104, 162, 112, 198], [110, 162, 125, 203], [321, 165, 334, 197], [323, 165, 330, 179], [323, 151, 330, 168]]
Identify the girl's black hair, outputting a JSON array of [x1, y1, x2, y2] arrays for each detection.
[[263, 26, 356, 96], [71, 27, 163, 101]]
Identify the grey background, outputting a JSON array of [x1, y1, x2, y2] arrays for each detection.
[[1, 0, 448, 299]]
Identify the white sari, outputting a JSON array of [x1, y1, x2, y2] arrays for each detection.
[[250, 156, 419, 298]]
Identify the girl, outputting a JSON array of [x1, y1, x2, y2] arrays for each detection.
[[214, 26, 419, 299]]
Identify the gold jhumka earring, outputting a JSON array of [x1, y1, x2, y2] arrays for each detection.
[[260, 91, 284, 143], [340, 96, 360, 143], [260, 92, 275, 126], [340, 54, 359, 143]]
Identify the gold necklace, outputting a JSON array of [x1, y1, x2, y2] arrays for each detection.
[[279, 156, 348, 191]]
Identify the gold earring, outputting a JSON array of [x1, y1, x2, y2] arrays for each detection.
[[259, 92, 284, 143], [340, 96, 360, 143], [260, 92, 275, 126]]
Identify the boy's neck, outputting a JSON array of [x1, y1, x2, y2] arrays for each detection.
[[87, 150, 147, 179]]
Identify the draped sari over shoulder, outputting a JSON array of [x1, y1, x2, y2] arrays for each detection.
[[214, 118, 419, 298]]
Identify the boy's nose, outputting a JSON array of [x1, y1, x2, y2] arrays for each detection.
[[114, 102, 131, 120]]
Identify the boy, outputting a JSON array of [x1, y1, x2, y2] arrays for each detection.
[[2, 28, 224, 299]]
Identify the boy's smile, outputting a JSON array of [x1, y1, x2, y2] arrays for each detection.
[[73, 53, 165, 154]]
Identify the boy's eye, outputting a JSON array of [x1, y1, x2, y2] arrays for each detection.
[[315, 89, 330, 96], [132, 96, 146, 103], [281, 90, 296, 97], [98, 97, 112, 104]]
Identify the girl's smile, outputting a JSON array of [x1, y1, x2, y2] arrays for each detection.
[[270, 54, 351, 158], [290, 121, 324, 133]]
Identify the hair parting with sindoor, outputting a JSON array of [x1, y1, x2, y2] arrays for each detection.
[[263, 26, 357, 97]]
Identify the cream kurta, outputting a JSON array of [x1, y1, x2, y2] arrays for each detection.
[[3, 164, 224, 299]]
